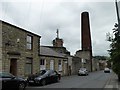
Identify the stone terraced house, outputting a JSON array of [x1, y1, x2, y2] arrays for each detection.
[[0, 20, 84, 77], [0, 20, 41, 77], [40, 46, 68, 76]]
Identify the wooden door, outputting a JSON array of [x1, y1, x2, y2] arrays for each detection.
[[10, 59, 17, 76]]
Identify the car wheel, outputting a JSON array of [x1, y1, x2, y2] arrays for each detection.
[[57, 77, 60, 82], [41, 79, 46, 86], [18, 82, 25, 90]]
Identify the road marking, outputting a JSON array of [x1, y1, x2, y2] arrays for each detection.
[[104, 85, 113, 88], [104, 73, 120, 89]]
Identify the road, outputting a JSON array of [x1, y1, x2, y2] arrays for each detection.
[[26, 70, 116, 89]]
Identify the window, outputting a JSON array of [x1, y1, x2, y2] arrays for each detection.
[[50, 70, 56, 75], [27, 35, 33, 50], [40, 59, 46, 70], [58, 60, 62, 65], [40, 59, 45, 65], [0, 72, 14, 78], [58, 60, 62, 71], [25, 58, 32, 75], [50, 60, 54, 70]]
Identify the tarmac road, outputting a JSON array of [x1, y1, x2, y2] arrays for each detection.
[[26, 70, 119, 89]]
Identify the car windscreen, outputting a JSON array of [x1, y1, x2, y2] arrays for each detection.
[[80, 68, 86, 71], [105, 68, 109, 70], [36, 70, 47, 76], [0, 72, 14, 78]]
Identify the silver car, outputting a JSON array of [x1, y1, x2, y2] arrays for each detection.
[[78, 68, 89, 76]]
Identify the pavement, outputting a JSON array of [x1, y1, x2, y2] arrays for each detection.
[[104, 72, 120, 90]]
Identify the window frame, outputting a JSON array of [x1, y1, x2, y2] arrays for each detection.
[[25, 58, 33, 75], [58, 60, 62, 71], [26, 35, 33, 50], [40, 59, 46, 70], [40, 59, 45, 65]]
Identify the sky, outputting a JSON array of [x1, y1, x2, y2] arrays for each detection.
[[0, 0, 120, 56]]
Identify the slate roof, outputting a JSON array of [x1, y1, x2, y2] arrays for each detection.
[[1, 20, 41, 37], [40, 46, 65, 58]]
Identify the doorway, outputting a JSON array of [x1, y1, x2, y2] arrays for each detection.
[[10, 58, 17, 76], [50, 60, 54, 70]]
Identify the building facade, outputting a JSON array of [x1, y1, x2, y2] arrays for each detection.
[[71, 56, 82, 75], [40, 46, 68, 76], [92, 58, 100, 71], [75, 50, 91, 72], [50, 30, 82, 75], [0, 20, 41, 77]]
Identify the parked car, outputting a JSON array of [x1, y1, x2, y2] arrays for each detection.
[[78, 68, 89, 76], [27, 69, 61, 86], [0, 72, 27, 90], [104, 68, 110, 73]]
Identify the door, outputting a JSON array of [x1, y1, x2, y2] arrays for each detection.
[[10, 59, 17, 76], [64, 61, 68, 76], [50, 60, 54, 70]]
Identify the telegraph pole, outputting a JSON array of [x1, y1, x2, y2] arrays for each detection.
[[115, 0, 120, 35]]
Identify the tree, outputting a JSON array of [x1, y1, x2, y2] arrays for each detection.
[[93, 56, 108, 60], [107, 23, 120, 81]]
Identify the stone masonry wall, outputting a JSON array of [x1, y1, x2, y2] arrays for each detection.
[[75, 50, 91, 72], [2, 21, 40, 77], [41, 56, 65, 76]]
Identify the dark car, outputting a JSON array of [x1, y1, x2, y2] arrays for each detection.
[[27, 69, 61, 86], [0, 72, 27, 90]]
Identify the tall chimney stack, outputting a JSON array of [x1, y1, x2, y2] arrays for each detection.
[[81, 12, 92, 72], [75, 12, 93, 72], [81, 12, 92, 51]]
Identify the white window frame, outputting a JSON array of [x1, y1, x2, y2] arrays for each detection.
[[26, 35, 33, 50], [40, 59, 46, 70], [50, 60, 54, 70]]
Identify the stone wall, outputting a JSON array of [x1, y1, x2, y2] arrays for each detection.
[[75, 50, 92, 72], [2, 21, 41, 77], [40, 56, 67, 76], [92, 58, 100, 71], [72, 57, 82, 75]]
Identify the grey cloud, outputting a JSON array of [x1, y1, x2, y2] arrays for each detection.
[[1, 1, 117, 56]]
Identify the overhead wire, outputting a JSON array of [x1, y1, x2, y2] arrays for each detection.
[[38, 0, 44, 31]]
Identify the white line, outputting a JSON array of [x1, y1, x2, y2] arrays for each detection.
[[104, 85, 113, 88]]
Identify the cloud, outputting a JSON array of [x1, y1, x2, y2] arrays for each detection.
[[0, 1, 117, 56]]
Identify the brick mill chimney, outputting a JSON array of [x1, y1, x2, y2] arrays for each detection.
[[75, 12, 93, 72], [81, 12, 93, 71], [81, 12, 92, 51]]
